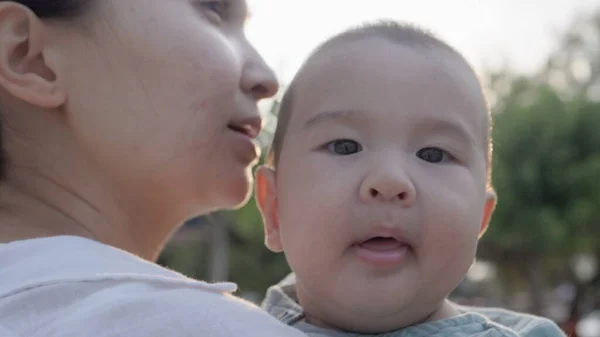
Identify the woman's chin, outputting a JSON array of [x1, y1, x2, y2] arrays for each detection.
[[216, 173, 254, 210]]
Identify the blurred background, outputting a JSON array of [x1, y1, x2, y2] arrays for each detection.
[[158, 1, 600, 336]]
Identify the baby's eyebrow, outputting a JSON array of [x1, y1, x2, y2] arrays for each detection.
[[303, 109, 366, 130], [416, 117, 477, 146], [302, 110, 479, 146]]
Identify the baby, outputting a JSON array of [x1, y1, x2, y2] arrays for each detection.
[[255, 21, 565, 337]]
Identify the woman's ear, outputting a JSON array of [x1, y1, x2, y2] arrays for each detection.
[[0, 3, 66, 109]]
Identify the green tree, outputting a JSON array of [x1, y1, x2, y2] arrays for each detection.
[[480, 76, 600, 313], [480, 9, 600, 317]]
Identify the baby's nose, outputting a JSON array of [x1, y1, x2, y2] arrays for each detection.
[[359, 169, 416, 206]]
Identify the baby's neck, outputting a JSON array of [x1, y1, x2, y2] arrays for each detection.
[[426, 299, 462, 323], [394, 299, 462, 326]]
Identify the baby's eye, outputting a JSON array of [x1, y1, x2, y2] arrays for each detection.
[[416, 147, 452, 163], [326, 139, 363, 155]]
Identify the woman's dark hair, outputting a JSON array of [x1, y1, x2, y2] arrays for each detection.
[[10, 0, 93, 18], [0, 0, 94, 180]]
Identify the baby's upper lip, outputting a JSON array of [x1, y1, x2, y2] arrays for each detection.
[[355, 227, 412, 247], [228, 115, 263, 139]]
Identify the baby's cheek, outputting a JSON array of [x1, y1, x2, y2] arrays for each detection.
[[421, 195, 480, 268]]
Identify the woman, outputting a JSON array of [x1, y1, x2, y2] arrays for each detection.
[[0, 1, 306, 336]]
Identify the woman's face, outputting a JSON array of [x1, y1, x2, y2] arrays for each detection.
[[61, 0, 278, 216]]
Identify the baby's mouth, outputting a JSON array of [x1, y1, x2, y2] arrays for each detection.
[[358, 237, 407, 251], [354, 236, 411, 267]]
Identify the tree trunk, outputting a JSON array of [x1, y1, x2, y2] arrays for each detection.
[[208, 214, 230, 282], [567, 251, 600, 329], [524, 258, 545, 315]]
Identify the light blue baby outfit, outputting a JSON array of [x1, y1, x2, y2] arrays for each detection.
[[262, 273, 566, 337]]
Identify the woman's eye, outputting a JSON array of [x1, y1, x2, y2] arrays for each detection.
[[326, 139, 363, 155], [416, 147, 452, 163], [196, 1, 227, 22]]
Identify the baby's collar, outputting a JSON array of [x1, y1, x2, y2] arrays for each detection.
[[261, 272, 305, 325]]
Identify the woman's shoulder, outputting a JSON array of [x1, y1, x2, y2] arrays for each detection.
[[0, 273, 306, 337], [0, 278, 306, 337], [0, 236, 307, 337], [0, 235, 202, 292]]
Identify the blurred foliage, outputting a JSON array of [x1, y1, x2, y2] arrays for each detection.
[[478, 9, 600, 313], [479, 74, 600, 313], [482, 80, 600, 259]]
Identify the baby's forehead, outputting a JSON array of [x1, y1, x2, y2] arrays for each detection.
[[297, 37, 483, 100], [287, 38, 489, 139]]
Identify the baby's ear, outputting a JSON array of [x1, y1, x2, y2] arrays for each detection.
[[479, 188, 497, 238], [255, 165, 283, 252]]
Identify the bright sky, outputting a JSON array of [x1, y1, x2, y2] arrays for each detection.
[[246, 0, 599, 85]]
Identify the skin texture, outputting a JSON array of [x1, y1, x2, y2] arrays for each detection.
[[257, 37, 496, 333], [0, 0, 278, 260]]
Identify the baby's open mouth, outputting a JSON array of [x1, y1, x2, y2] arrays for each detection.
[[354, 236, 411, 267], [358, 237, 408, 251]]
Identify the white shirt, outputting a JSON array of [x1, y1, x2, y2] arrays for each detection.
[[0, 236, 307, 337]]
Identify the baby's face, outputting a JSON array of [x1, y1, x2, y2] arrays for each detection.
[[257, 38, 495, 333]]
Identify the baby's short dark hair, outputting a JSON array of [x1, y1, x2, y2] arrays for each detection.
[[266, 20, 492, 185]]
